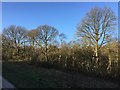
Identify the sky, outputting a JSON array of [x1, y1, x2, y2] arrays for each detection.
[[2, 2, 118, 42], [0, 2, 2, 34]]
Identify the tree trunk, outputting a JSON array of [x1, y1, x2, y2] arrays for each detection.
[[95, 42, 99, 64], [95, 47, 99, 64], [45, 41, 48, 63], [59, 55, 61, 64], [17, 39, 20, 60], [72, 53, 75, 67], [107, 48, 112, 73], [59, 40, 62, 64], [32, 40, 34, 47]]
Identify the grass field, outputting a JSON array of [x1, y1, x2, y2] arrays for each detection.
[[2, 61, 118, 88]]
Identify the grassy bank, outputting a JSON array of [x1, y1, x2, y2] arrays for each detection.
[[2, 61, 118, 88]]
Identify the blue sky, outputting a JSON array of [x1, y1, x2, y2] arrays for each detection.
[[2, 2, 118, 42], [0, 2, 2, 33]]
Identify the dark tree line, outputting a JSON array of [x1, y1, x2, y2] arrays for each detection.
[[2, 7, 119, 80]]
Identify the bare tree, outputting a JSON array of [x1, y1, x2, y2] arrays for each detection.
[[27, 29, 37, 47], [3, 25, 27, 59], [59, 33, 66, 47], [36, 24, 58, 63], [58, 33, 66, 63], [106, 37, 118, 72], [77, 7, 117, 64]]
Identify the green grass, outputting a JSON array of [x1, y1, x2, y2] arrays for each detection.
[[2, 61, 118, 88], [3, 61, 68, 88]]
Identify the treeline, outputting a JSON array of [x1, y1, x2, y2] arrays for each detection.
[[2, 7, 119, 80], [2, 24, 119, 80]]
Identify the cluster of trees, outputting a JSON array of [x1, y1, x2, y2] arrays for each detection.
[[2, 7, 119, 79]]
